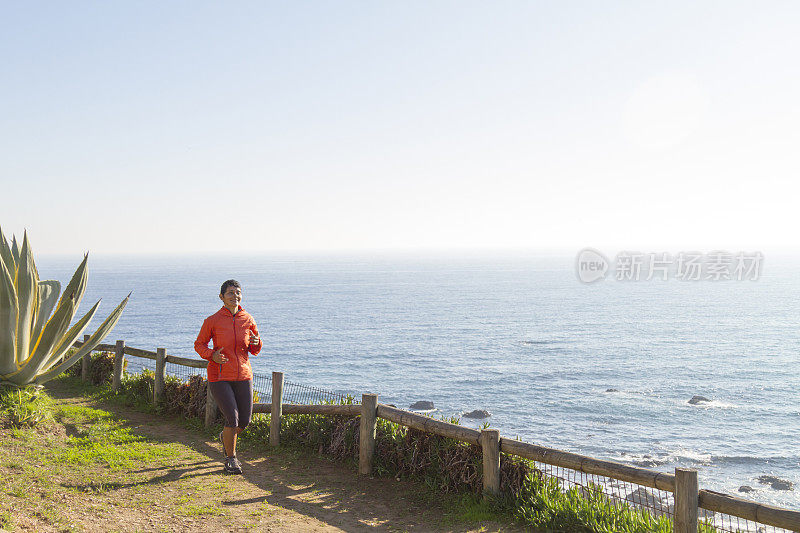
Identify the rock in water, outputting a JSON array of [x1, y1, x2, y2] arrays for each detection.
[[757, 476, 794, 491], [738, 486, 755, 493], [688, 395, 711, 405], [409, 401, 434, 410], [625, 488, 672, 516], [605, 388, 619, 393], [462, 409, 491, 419]]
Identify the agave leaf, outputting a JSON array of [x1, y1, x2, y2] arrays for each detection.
[[33, 293, 130, 385], [0, 226, 16, 275], [16, 300, 101, 382], [30, 280, 60, 350], [55, 254, 88, 317], [0, 258, 18, 375], [24, 287, 78, 370], [10, 235, 20, 266], [14, 232, 39, 365], [47, 299, 101, 368], [20, 255, 87, 370]]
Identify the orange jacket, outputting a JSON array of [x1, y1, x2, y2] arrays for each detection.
[[194, 306, 263, 382]]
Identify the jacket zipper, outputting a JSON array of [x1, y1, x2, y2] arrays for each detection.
[[217, 330, 222, 380], [233, 313, 240, 381]]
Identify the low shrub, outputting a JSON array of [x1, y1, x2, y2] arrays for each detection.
[[504, 474, 674, 532], [163, 374, 210, 419], [118, 369, 155, 407], [64, 351, 125, 386], [0, 385, 55, 427]]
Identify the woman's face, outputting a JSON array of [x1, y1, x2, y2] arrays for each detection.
[[220, 286, 242, 308]]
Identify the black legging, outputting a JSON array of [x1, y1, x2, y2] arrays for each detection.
[[208, 379, 253, 429]]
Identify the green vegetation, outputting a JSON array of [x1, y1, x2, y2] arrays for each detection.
[[0, 385, 55, 427], [0, 508, 11, 532], [509, 474, 672, 533], [1, 384, 170, 469], [175, 503, 228, 517], [0, 226, 129, 387], [53, 403, 173, 469]]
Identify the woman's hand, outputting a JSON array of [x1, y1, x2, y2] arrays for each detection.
[[249, 333, 259, 346], [211, 347, 228, 364]]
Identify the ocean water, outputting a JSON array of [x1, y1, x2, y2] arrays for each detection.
[[37, 252, 800, 510]]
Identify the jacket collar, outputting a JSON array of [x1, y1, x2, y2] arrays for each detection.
[[219, 305, 244, 317]]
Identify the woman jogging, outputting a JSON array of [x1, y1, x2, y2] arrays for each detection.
[[194, 279, 263, 474]]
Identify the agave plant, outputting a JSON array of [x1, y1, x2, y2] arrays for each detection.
[[0, 226, 129, 387]]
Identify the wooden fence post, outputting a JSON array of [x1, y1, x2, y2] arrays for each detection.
[[674, 468, 699, 533], [81, 334, 91, 381], [205, 381, 218, 429], [359, 394, 378, 475], [270, 371, 284, 446], [481, 429, 501, 497], [154, 348, 166, 405], [112, 340, 125, 392]]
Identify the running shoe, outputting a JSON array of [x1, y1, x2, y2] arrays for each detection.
[[224, 456, 242, 475]]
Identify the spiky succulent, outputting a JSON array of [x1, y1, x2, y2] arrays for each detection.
[[0, 226, 129, 387]]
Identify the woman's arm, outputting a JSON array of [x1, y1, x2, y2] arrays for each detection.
[[194, 318, 215, 360]]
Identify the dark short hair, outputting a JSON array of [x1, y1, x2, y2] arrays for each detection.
[[220, 279, 241, 296]]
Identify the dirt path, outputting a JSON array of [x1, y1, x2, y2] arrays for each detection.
[[1, 381, 525, 533]]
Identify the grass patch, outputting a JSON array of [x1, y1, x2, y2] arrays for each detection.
[[176, 503, 228, 517], [441, 493, 512, 525], [3, 389, 178, 473], [0, 507, 12, 531], [54, 408, 173, 469]]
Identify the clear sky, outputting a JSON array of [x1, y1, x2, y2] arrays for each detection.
[[2, 2, 799, 255]]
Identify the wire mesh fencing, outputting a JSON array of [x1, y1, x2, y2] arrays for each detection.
[[698, 509, 794, 533], [125, 356, 156, 375], [533, 461, 675, 522], [250, 371, 358, 405], [252, 372, 272, 403], [282, 378, 358, 405], [129, 360, 355, 407], [532, 462, 796, 533], [165, 361, 204, 383]]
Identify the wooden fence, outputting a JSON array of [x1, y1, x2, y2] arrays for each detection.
[[73, 338, 800, 533], [75, 336, 218, 427]]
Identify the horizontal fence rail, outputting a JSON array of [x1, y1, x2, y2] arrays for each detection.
[[376, 403, 481, 446], [698, 490, 800, 531], [499, 437, 677, 493], [69, 339, 800, 533]]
